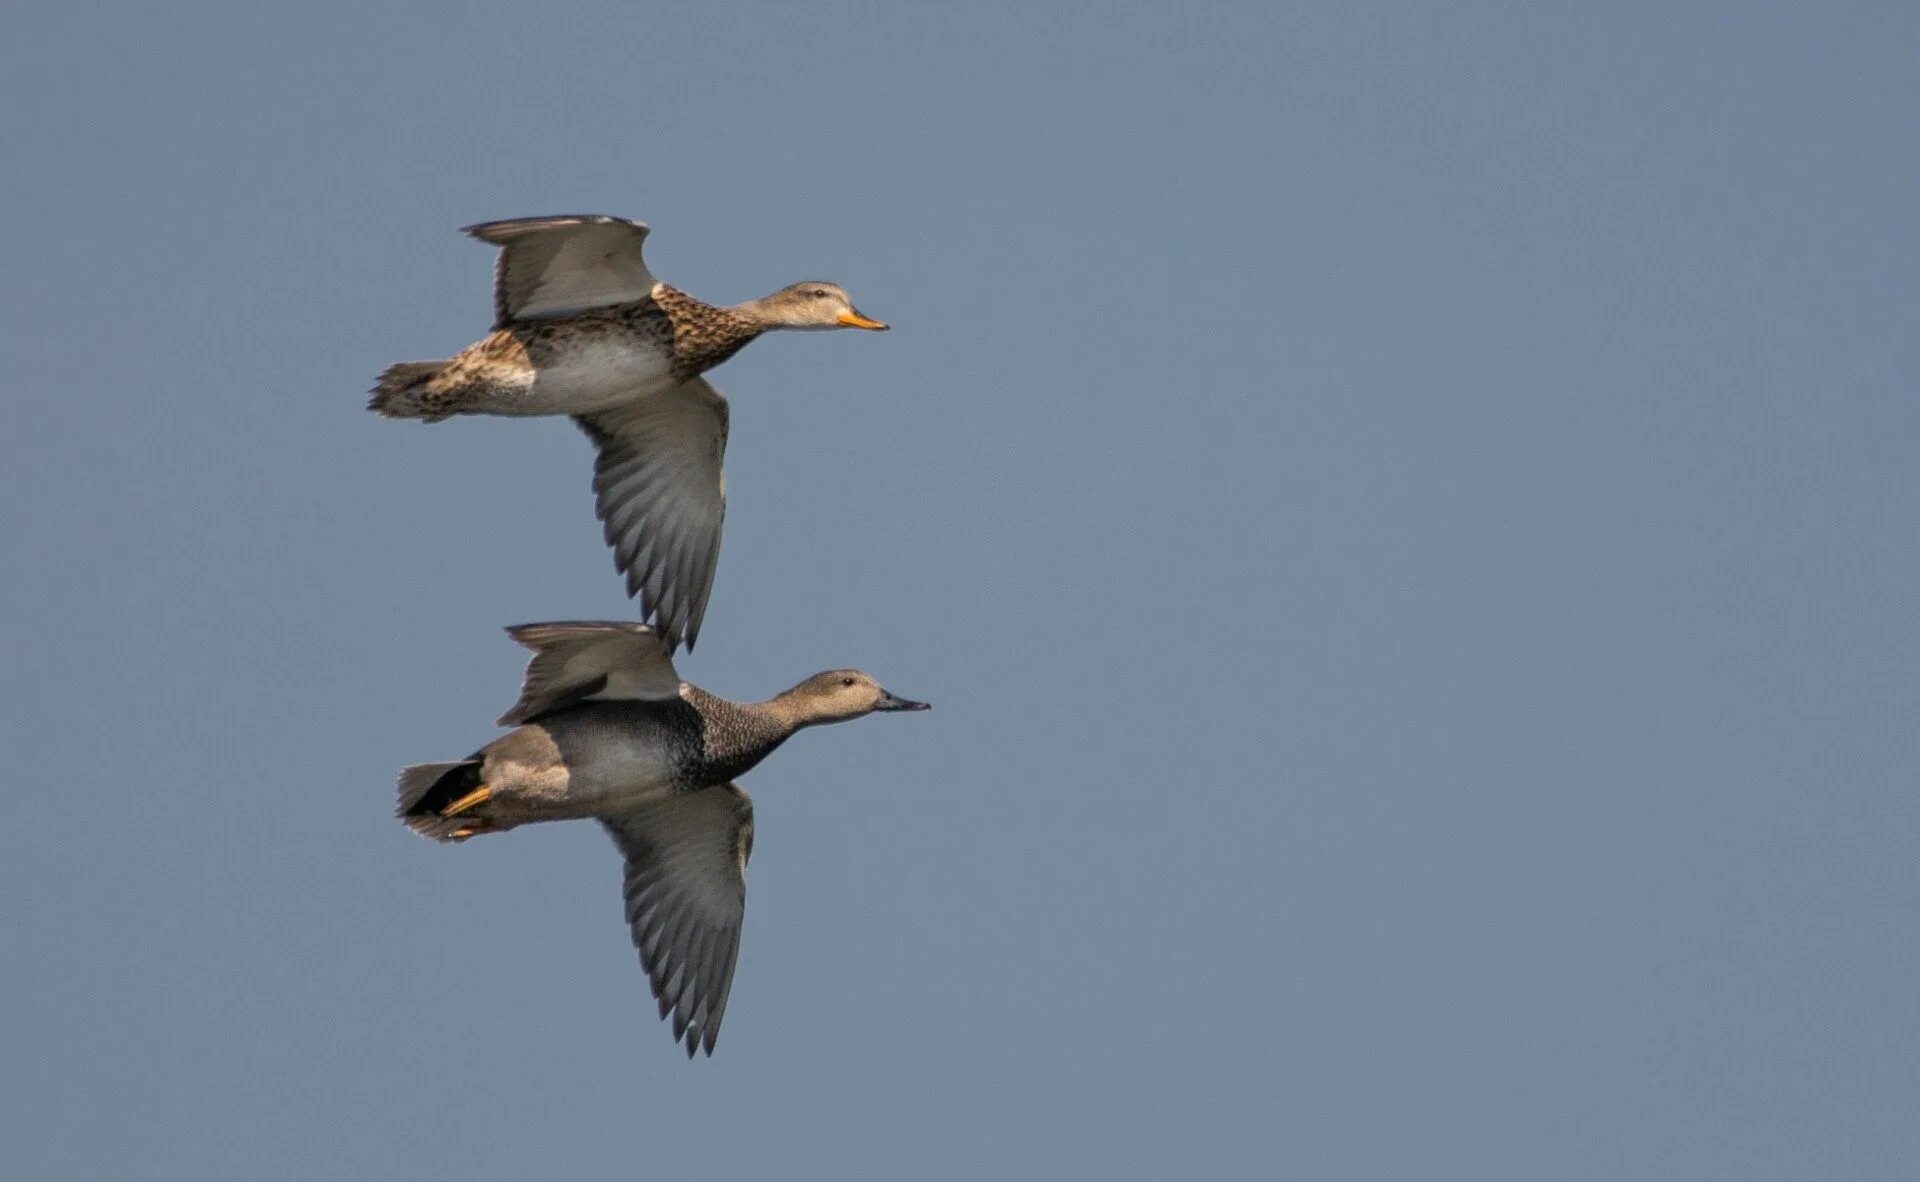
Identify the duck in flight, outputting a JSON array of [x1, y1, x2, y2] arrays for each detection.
[[369, 215, 889, 650], [394, 620, 928, 1058]]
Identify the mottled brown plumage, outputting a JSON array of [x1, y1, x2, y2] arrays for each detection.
[[367, 214, 887, 650], [654, 284, 766, 379]]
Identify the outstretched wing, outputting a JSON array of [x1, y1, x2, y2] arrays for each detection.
[[462, 214, 658, 328], [497, 620, 682, 726], [602, 784, 755, 1058], [575, 377, 729, 651]]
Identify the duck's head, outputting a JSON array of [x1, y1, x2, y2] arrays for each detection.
[[747, 282, 888, 332], [781, 669, 928, 725]]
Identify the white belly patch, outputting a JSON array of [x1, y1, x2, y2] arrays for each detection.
[[528, 336, 677, 415]]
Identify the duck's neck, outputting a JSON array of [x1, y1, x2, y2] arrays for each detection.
[[653, 283, 765, 378], [684, 685, 800, 781]]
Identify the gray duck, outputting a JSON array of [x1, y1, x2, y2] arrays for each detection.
[[394, 620, 927, 1057]]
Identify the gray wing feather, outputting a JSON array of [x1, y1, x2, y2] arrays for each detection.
[[498, 621, 682, 725], [462, 215, 657, 328], [575, 378, 729, 651], [603, 784, 754, 1058]]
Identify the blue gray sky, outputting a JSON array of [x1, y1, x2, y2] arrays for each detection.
[[4, 3, 1917, 1178]]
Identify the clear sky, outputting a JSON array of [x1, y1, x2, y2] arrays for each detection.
[[4, 2, 1916, 1178]]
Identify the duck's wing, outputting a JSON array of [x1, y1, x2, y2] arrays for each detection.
[[497, 620, 683, 726], [574, 376, 729, 652], [462, 214, 659, 328], [602, 783, 754, 1058]]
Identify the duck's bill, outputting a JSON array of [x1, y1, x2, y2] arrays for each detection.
[[874, 690, 930, 712], [836, 311, 890, 331]]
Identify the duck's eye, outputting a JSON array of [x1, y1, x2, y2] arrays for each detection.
[[810, 288, 831, 299], [840, 677, 856, 687]]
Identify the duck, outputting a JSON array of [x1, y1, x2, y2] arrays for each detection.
[[394, 620, 928, 1058], [368, 215, 889, 650]]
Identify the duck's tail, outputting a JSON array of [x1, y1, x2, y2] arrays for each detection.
[[395, 759, 488, 841], [368, 360, 451, 421]]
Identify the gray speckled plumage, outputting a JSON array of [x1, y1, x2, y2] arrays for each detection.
[[392, 621, 928, 1058]]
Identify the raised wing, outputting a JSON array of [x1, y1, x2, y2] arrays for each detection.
[[575, 377, 729, 651], [462, 214, 658, 328], [603, 784, 754, 1058], [497, 620, 682, 726]]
